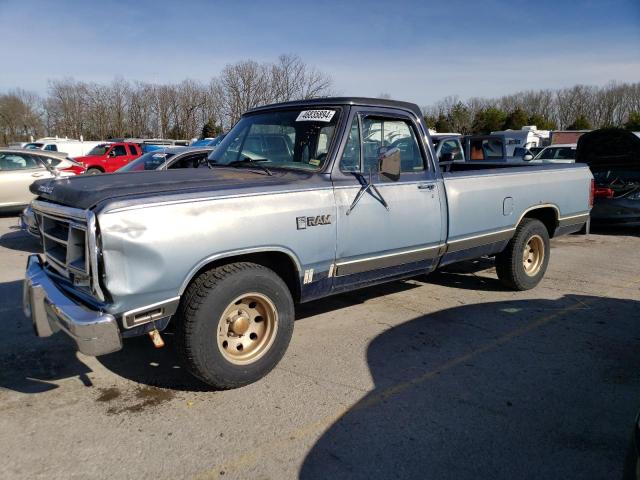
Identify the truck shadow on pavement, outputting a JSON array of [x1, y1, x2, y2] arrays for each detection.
[[0, 227, 42, 254], [96, 280, 427, 392], [423, 257, 503, 292], [299, 293, 640, 480], [0, 280, 93, 394]]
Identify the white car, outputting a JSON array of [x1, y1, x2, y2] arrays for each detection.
[[531, 144, 577, 163], [23, 138, 104, 158], [0, 149, 82, 212]]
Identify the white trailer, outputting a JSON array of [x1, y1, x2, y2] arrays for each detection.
[[491, 126, 550, 156]]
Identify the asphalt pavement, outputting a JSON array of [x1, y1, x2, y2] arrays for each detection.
[[0, 214, 638, 480]]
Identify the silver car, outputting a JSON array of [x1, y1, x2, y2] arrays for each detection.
[[116, 146, 214, 172], [0, 149, 81, 212]]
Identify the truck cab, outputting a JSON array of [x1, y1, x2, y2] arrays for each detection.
[[75, 142, 142, 174]]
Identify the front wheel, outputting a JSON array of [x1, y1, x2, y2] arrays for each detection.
[[85, 168, 102, 175], [175, 262, 294, 389], [495, 218, 550, 290]]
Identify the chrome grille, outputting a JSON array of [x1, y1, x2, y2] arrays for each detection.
[[33, 203, 92, 289]]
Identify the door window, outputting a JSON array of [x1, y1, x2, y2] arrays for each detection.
[[169, 153, 208, 169], [128, 145, 138, 156], [40, 156, 61, 167], [554, 147, 576, 159], [112, 145, 127, 156], [0, 153, 40, 170], [339, 117, 361, 172], [361, 117, 424, 173], [539, 147, 556, 159], [441, 139, 463, 161], [44, 144, 58, 151]]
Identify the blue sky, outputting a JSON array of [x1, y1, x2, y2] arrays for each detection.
[[0, 0, 638, 106]]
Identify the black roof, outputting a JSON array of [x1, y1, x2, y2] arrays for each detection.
[[247, 97, 423, 119]]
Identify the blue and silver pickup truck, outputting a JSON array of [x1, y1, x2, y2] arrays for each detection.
[[24, 97, 593, 389]]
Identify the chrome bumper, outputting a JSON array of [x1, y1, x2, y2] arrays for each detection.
[[23, 254, 122, 356]]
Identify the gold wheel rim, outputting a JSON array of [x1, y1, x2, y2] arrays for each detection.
[[216, 292, 278, 365], [522, 234, 544, 276]]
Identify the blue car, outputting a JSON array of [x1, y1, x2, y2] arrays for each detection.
[[190, 134, 226, 147]]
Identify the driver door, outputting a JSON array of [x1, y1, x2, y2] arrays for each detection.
[[331, 108, 445, 291]]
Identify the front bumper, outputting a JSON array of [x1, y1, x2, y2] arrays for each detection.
[[19, 206, 39, 237], [23, 254, 122, 356]]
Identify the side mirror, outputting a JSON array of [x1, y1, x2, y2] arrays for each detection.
[[108, 150, 116, 157], [523, 153, 533, 161], [379, 147, 401, 181], [439, 152, 454, 163]]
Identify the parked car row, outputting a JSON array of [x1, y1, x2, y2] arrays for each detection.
[[12, 134, 225, 161]]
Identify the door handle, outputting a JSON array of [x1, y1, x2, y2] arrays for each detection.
[[31, 173, 45, 178], [418, 183, 435, 191]]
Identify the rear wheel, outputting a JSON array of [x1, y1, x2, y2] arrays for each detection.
[[86, 168, 102, 175], [495, 218, 550, 290], [175, 262, 294, 389]]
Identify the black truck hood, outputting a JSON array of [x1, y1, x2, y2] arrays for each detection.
[[31, 168, 317, 210], [576, 129, 640, 169]]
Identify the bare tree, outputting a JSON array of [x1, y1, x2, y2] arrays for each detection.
[[0, 89, 43, 144]]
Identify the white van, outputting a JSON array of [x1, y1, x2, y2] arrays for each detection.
[[23, 137, 104, 158]]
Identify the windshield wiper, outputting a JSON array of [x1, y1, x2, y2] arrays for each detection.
[[219, 157, 273, 176]]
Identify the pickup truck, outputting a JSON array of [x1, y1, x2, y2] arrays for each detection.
[[24, 97, 593, 389], [75, 142, 142, 174]]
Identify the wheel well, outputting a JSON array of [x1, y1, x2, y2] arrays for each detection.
[[87, 166, 104, 172], [185, 252, 301, 302], [522, 207, 558, 238]]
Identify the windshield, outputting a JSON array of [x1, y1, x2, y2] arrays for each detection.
[[88, 144, 110, 156], [536, 146, 576, 160], [117, 151, 176, 172], [24, 143, 44, 149], [208, 108, 341, 171]]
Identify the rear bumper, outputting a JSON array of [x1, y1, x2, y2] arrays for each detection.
[[23, 254, 122, 356]]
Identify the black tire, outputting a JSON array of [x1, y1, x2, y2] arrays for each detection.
[[175, 262, 294, 389], [86, 168, 102, 175], [495, 218, 550, 291]]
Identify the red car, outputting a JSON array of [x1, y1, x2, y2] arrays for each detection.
[[75, 142, 142, 174]]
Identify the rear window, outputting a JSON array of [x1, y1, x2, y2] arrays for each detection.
[[118, 151, 176, 172], [88, 144, 110, 156]]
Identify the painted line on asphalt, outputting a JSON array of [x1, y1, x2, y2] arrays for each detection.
[[193, 298, 592, 479]]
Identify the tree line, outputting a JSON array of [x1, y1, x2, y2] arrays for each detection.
[[0, 54, 333, 145], [2, 58, 639, 145], [422, 82, 640, 134]]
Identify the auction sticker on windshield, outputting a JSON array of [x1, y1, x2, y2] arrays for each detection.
[[296, 110, 336, 122]]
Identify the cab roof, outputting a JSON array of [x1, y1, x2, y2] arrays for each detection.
[[247, 97, 423, 119]]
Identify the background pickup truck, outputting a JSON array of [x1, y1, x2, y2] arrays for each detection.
[[74, 142, 142, 174], [24, 97, 593, 390]]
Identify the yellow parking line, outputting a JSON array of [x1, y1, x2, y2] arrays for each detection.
[[194, 299, 590, 479]]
